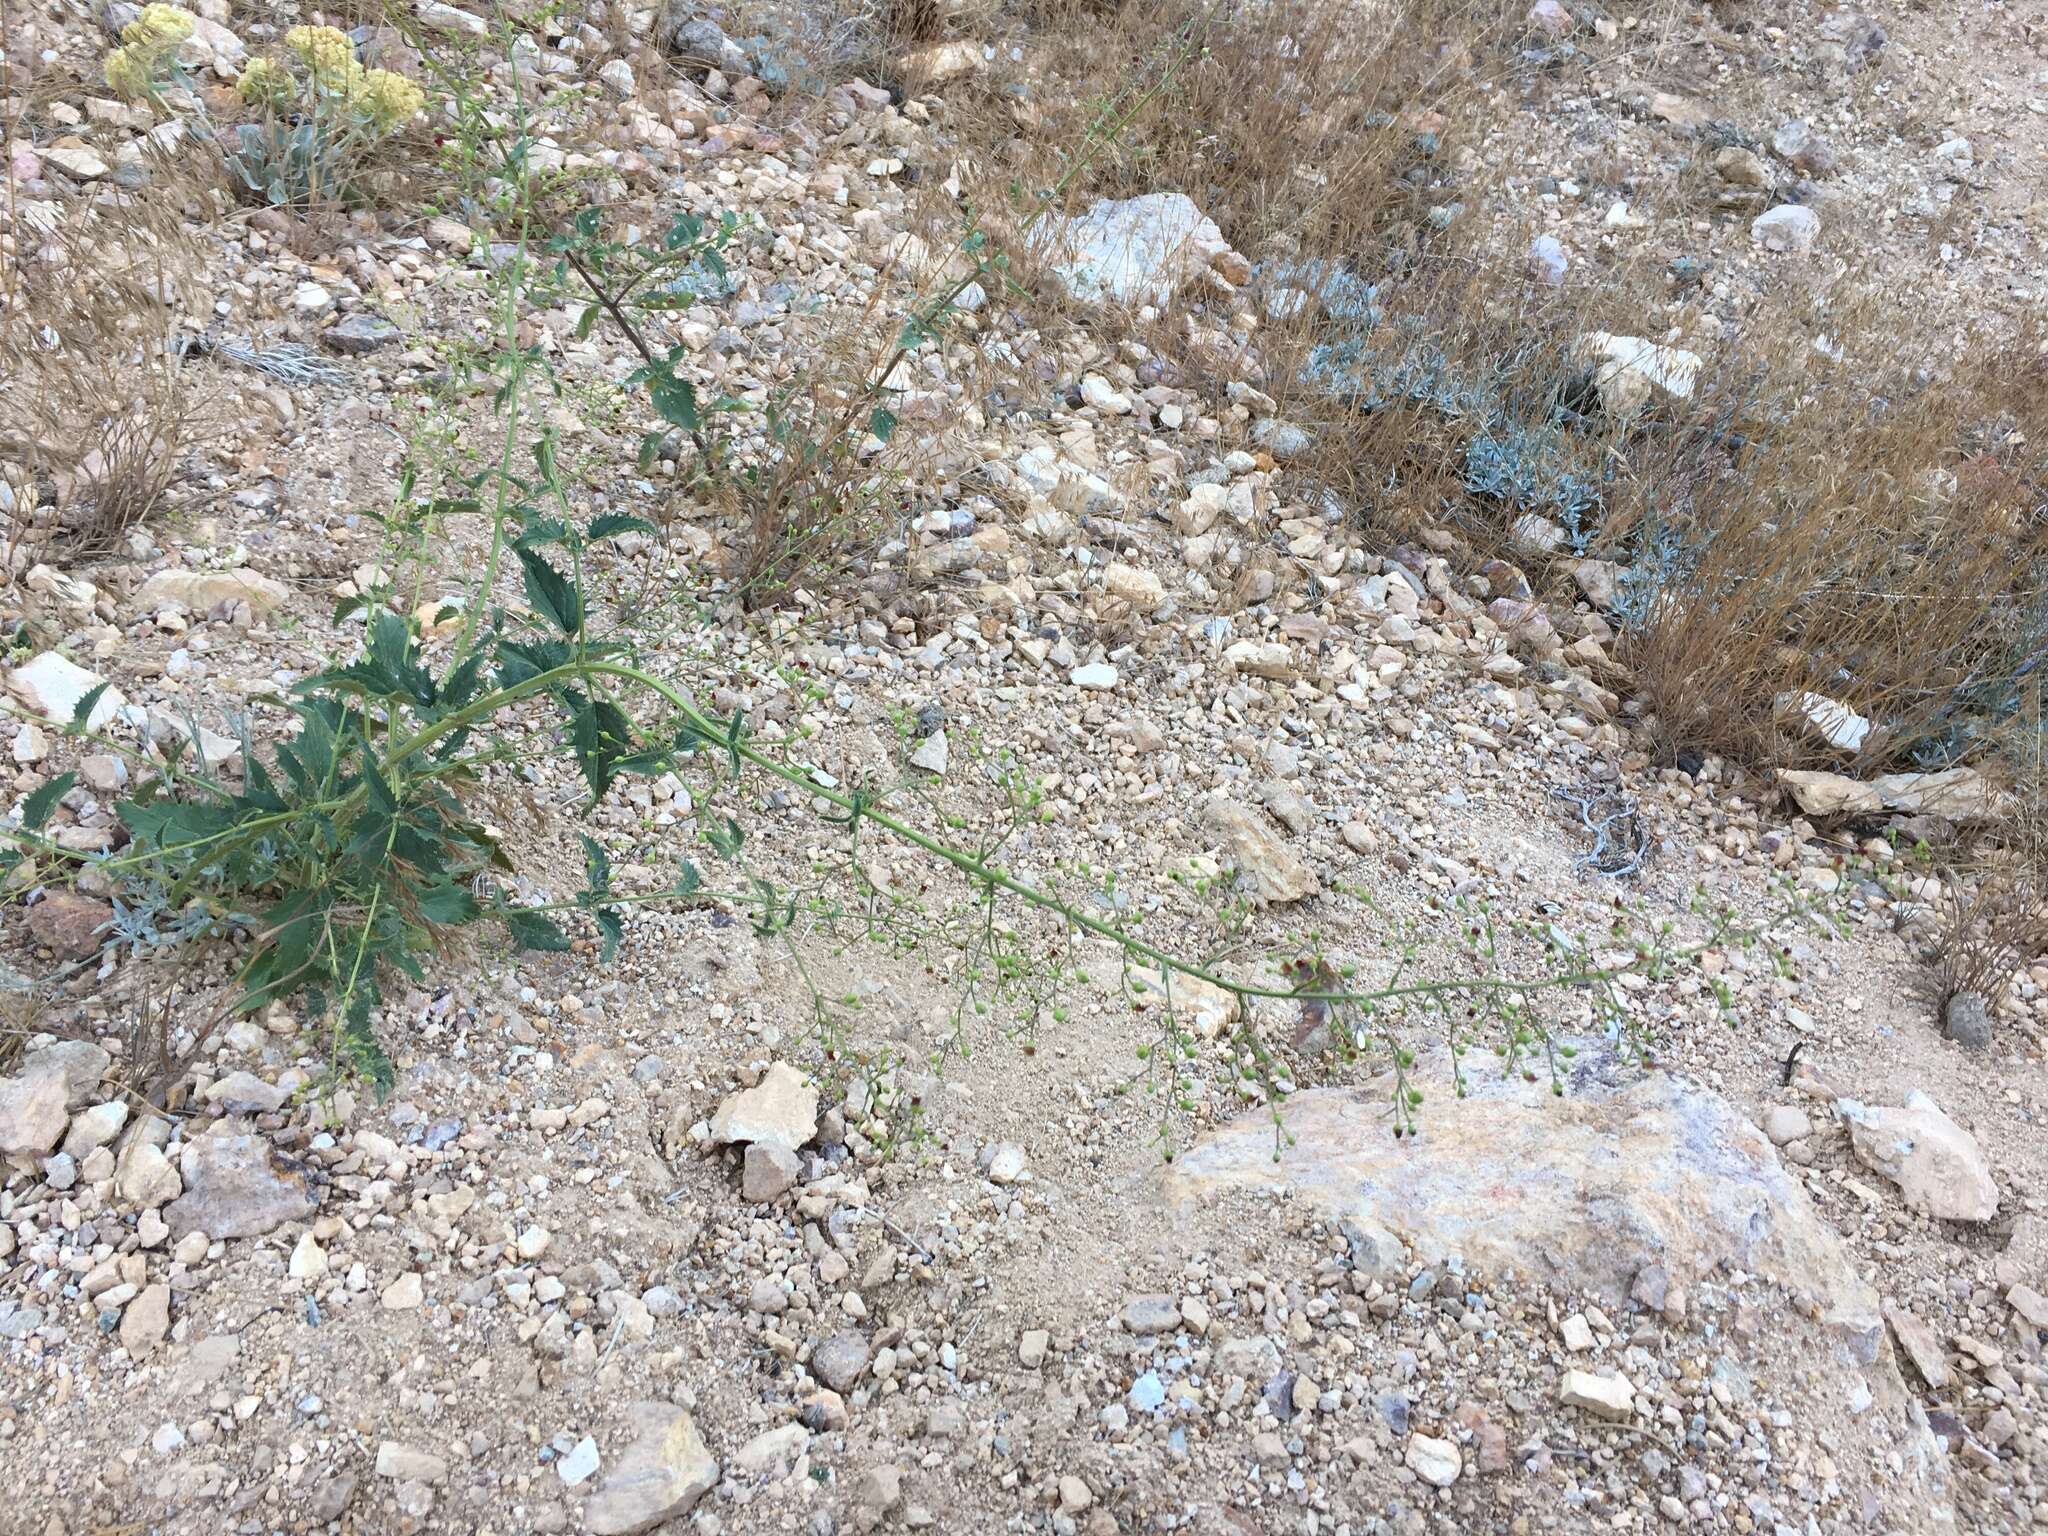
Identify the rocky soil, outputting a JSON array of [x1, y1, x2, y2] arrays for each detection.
[[5, 2, 2048, 1536]]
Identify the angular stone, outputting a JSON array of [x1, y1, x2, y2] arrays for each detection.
[[1941, 992, 1992, 1052], [908, 731, 949, 775], [1119, 1294, 1181, 1334], [1213, 1335, 1281, 1379], [557, 1435, 600, 1486], [983, 1142, 1027, 1185], [61, 1100, 129, 1159], [741, 1141, 802, 1202], [25, 891, 112, 959], [1129, 968, 1240, 1039], [116, 1138, 182, 1207], [2006, 1284, 2048, 1329], [1202, 796, 1318, 904], [1840, 1091, 1999, 1222], [203, 1071, 286, 1114], [119, 1283, 171, 1357], [1043, 192, 1236, 311], [1884, 1303, 1950, 1389], [1772, 119, 1836, 175], [165, 1130, 317, 1238], [584, 1404, 719, 1535], [43, 146, 110, 180], [1404, 1433, 1461, 1487], [730, 1422, 807, 1477], [1223, 639, 1296, 681], [1762, 1105, 1812, 1146], [20, 1035, 111, 1103], [423, 217, 474, 253], [1103, 562, 1165, 609], [1560, 1369, 1635, 1418], [289, 1232, 328, 1280], [135, 567, 292, 616], [1573, 332, 1703, 420], [709, 1062, 817, 1152], [810, 1331, 871, 1393], [375, 1442, 448, 1482], [323, 314, 403, 354], [1752, 203, 1819, 253], [5, 652, 124, 730], [1711, 145, 1770, 187], [0, 1071, 68, 1157], [1778, 766, 1997, 822]]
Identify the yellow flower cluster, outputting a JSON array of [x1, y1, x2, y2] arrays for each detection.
[[284, 24, 356, 88], [103, 46, 154, 99], [234, 54, 290, 109], [232, 31, 424, 135], [123, 3, 195, 46], [103, 2, 194, 101], [358, 68, 425, 133]]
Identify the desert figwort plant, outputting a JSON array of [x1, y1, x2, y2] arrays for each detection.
[[540, 204, 747, 478], [4, 4, 1852, 1137]]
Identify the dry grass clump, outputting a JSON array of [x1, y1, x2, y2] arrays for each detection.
[[1610, 306, 2048, 772], [0, 158, 221, 565]]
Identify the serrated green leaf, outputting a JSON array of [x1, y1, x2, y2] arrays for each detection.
[[704, 814, 745, 858], [361, 755, 399, 814], [567, 693, 637, 801], [118, 795, 244, 852], [579, 832, 611, 897], [20, 772, 76, 833], [68, 683, 109, 733], [513, 515, 569, 551], [869, 406, 898, 444], [648, 372, 699, 432], [516, 547, 582, 637], [496, 636, 571, 689], [588, 513, 654, 541], [593, 905, 622, 964], [504, 906, 573, 952], [342, 980, 394, 1100], [415, 884, 483, 933]]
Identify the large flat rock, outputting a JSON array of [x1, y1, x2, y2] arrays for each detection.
[[1158, 1065, 1881, 1360]]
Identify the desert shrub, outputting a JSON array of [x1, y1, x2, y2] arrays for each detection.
[[954, 0, 2048, 789], [227, 27, 427, 208]]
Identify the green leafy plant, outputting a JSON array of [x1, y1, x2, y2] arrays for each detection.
[[541, 204, 747, 476]]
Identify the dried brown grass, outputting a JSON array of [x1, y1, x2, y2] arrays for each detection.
[[1610, 305, 2048, 772], [0, 153, 222, 566]]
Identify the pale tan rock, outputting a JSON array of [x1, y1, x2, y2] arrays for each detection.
[[135, 567, 292, 616]]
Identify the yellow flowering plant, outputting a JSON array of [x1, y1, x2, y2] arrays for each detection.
[[102, 2, 197, 103], [225, 26, 429, 208]]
